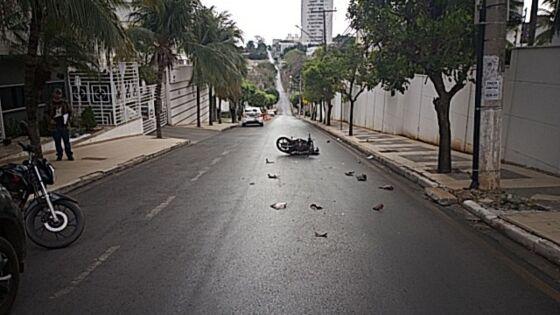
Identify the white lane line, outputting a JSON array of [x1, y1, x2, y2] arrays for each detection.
[[210, 157, 222, 166], [191, 167, 210, 182], [50, 246, 120, 299], [221, 150, 231, 156], [146, 196, 176, 220]]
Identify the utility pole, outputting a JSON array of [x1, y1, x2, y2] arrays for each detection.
[[527, 0, 539, 46], [311, 8, 336, 51], [471, 0, 507, 191]]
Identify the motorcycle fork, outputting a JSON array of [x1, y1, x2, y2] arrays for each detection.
[[32, 166, 59, 223]]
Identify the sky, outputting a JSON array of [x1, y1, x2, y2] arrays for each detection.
[[201, 0, 352, 44], [201, 0, 537, 44]]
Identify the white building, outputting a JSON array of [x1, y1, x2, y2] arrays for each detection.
[[301, 0, 333, 45]]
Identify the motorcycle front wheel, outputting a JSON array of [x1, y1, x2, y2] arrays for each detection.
[[276, 137, 292, 153], [0, 237, 19, 314], [25, 199, 85, 249]]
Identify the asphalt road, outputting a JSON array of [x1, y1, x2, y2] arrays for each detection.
[[13, 114, 560, 313]]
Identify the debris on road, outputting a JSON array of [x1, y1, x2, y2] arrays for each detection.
[[336, 138, 341, 141], [356, 174, 367, 181], [314, 232, 328, 238], [372, 204, 384, 211], [270, 202, 287, 210], [266, 158, 274, 164], [327, 140, 331, 143], [379, 185, 394, 191], [366, 155, 374, 160], [345, 171, 355, 176], [310, 203, 324, 210], [249, 182, 255, 186], [267, 174, 278, 179]]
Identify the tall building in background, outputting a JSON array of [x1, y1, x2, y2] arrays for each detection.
[[301, 0, 333, 45]]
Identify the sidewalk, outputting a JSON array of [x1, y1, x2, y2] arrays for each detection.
[[178, 118, 238, 132], [306, 118, 560, 264], [45, 135, 188, 192]]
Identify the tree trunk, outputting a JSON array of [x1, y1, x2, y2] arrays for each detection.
[[154, 62, 165, 138], [196, 85, 201, 127], [319, 101, 323, 123], [349, 99, 355, 136], [24, 8, 42, 155], [218, 98, 222, 124], [214, 95, 219, 123], [434, 95, 452, 173], [326, 101, 332, 126], [528, 0, 539, 46], [230, 101, 236, 123], [208, 85, 214, 126]]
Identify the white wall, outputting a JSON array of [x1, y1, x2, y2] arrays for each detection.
[[166, 65, 210, 126], [332, 75, 476, 152], [332, 46, 560, 175], [502, 46, 560, 175]]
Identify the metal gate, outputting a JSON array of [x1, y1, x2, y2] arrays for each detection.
[[68, 62, 168, 134]]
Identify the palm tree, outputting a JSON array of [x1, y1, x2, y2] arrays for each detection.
[[129, 0, 198, 138], [185, 6, 246, 127], [0, 0, 127, 154], [536, 0, 560, 44]]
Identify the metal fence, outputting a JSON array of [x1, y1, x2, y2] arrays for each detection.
[[67, 62, 167, 134]]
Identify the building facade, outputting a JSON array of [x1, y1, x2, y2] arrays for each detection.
[[301, 0, 333, 45]]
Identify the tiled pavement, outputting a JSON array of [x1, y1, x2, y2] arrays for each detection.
[[308, 119, 560, 247]]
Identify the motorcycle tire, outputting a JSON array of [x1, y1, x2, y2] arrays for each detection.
[[0, 237, 19, 314], [276, 137, 292, 153], [25, 199, 85, 249]]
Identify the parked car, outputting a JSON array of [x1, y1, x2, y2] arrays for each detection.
[[241, 107, 264, 127], [0, 185, 26, 314]]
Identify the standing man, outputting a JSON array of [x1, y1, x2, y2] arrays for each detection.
[[49, 88, 74, 161]]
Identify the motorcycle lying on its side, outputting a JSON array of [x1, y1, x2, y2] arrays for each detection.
[[0, 123, 85, 249], [276, 134, 320, 156]]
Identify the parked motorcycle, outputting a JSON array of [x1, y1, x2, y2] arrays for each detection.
[[0, 123, 85, 249], [276, 134, 320, 155]]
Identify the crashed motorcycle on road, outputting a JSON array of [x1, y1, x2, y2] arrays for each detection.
[[276, 134, 320, 155]]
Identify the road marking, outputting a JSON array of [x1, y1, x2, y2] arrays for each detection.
[[210, 157, 222, 166], [50, 246, 120, 299], [146, 196, 177, 220], [191, 167, 210, 182]]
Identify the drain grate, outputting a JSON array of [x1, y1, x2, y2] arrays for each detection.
[[81, 157, 108, 161]]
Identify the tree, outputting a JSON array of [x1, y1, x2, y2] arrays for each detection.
[[536, 0, 560, 44], [302, 49, 339, 126], [0, 0, 127, 154], [130, 0, 197, 137], [349, 0, 475, 173], [281, 49, 306, 92], [330, 40, 378, 136], [185, 5, 246, 127]]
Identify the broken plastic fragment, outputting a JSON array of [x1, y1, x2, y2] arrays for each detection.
[[372, 203, 384, 211], [379, 185, 394, 191], [270, 202, 287, 210], [310, 204, 323, 210], [267, 174, 278, 179], [314, 232, 328, 238], [266, 158, 274, 164], [356, 174, 367, 181], [366, 155, 374, 160], [345, 171, 355, 176]]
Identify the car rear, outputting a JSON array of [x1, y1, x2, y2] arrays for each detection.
[[241, 108, 264, 127]]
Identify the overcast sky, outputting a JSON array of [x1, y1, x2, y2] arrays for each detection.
[[201, 0, 536, 44]]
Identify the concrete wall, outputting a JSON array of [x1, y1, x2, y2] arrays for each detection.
[[332, 45, 560, 175], [502, 46, 560, 175], [78, 118, 143, 146], [332, 75, 476, 153], [166, 65, 210, 125]]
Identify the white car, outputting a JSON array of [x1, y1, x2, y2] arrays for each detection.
[[241, 107, 264, 127]]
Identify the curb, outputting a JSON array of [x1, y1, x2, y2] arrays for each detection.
[[463, 200, 560, 265], [55, 140, 191, 194], [304, 119, 439, 188], [304, 117, 560, 266]]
